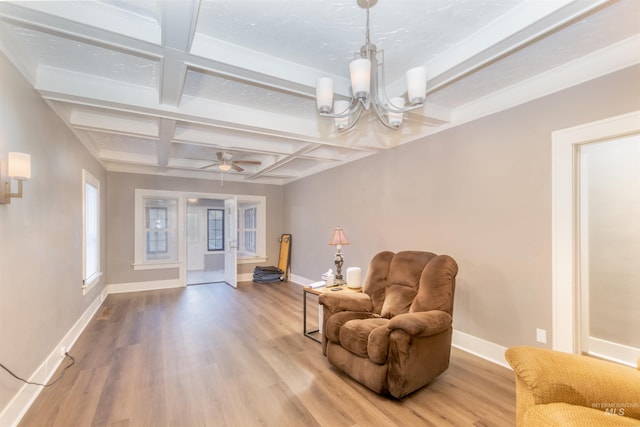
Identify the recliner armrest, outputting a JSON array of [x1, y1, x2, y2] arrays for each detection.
[[319, 292, 372, 313], [387, 310, 452, 337]]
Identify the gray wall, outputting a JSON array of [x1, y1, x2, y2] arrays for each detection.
[[283, 64, 640, 349], [0, 52, 107, 411], [107, 172, 284, 285]]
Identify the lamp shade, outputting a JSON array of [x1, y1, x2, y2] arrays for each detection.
[[328, 227, 350, 246], [406, 66, 427, 105], [218, 163, 232, 172], [387, 97, 405, 128], [349, 58, 371, 99], [333, 100, 351, 130], [8, 152, 31, 180], [316, 77, 334, 113]]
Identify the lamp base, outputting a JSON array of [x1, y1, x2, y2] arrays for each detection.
[[334, 250, 345, 287]]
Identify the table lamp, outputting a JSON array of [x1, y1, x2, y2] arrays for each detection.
[[328, 226, 349, 286]]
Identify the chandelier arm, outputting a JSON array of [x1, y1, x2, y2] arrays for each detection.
[[319, 98, 363, 119], [336, 104, 365, 132], [369, 97, 399, 130]]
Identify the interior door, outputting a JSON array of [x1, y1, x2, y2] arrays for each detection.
[[578, 135, 640, 365], [224, 197, 238, 288], [186, 208, 205, 271]]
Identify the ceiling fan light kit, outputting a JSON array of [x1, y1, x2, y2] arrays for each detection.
[[199, 151, 262, 173], [315, 0, 427, 132]]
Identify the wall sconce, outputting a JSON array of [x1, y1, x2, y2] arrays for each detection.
[[0, 152, 31, 204]]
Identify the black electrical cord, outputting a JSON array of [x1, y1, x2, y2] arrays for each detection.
[[0, 352, 75, 387]]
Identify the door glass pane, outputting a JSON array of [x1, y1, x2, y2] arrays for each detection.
[[579, 135, 640, 361]]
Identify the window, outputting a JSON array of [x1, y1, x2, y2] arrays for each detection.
[[134, 190, 180, 269], [82, 170, 101, 294], [207, 208, 224, 251], [238, 203, 258, 256], [146, 207, 168, 254], [143, 198, 178, 262]]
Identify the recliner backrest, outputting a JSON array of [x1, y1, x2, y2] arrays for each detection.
[[410, 255, 458, 314], [363, 251, 435, 318]]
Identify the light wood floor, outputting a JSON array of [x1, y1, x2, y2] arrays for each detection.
[[20, 281, 516, 427]]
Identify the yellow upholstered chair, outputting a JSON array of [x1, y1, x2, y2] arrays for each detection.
[[505, 346, 640, 426], [319, 251, 458, 398]]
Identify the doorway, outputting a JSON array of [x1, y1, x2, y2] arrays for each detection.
[[552, 111, 640, 366], [578, 135, 640, 364], [186, 198, 226, 285]]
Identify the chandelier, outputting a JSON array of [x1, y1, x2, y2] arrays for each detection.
[[315, 0, 427, 132]]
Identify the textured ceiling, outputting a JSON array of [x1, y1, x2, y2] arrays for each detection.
[[0, 0, 638, 185]]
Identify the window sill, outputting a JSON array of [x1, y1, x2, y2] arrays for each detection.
[[133, 262, 181, 271], [238, 256, 267, 265], [82, 272, 102, 295]]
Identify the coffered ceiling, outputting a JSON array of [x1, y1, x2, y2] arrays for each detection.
[[1, 0, 638, 184]]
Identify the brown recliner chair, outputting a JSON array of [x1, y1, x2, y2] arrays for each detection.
[[319, 251, 458, 398]]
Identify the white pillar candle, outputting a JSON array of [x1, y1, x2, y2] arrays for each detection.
[[346, 267, 362, 289]]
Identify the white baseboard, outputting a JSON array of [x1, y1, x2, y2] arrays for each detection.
[[452, 330, 510, 369], [588, 337, 640, 368], [106, 278, 184, 294], [0, 291, 105, 427], [290, 274, 315, 286], [238, 273, 253, 282]]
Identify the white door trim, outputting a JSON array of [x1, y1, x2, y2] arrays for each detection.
[[551, 111, 640, 353]]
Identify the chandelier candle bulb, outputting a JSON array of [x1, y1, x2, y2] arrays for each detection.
[[349, 58, 371, 99], [407, 67, 427, 105], [316, 77, 334, 112], [387, 97, 405, 128]]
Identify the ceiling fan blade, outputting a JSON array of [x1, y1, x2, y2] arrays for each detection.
[[233, 160, 262, 165], [231, 163, 244, 172], [199, 162, 219, 170]]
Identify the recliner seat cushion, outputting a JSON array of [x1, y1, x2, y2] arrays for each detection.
[[325, 311, 380, 344], [339, 318, 389, 359]]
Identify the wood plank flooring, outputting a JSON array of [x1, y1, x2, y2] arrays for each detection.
[[19, 281, 516, 426]]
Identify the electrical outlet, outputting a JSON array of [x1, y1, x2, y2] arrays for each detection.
[[536, 328, 547, 344]]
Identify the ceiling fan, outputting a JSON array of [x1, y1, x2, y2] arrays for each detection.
[[199, 151, 261, 173]]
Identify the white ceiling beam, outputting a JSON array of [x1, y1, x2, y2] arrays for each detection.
[[159, 55, 188, 107], [247, 144, 323, 180], [419, 0, 610, 95], [0, 2, 163, 57], [190, 33, 345, 98], [38, 82, 372, 155], [157, 0, 199, 106], [0, 0, 161, 44], [157, 119, 176, 169], [160, 0, 199, 51], [70, 110, 158, 136]]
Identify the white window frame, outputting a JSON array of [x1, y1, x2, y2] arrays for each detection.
[[237, 196, 266, 264], [134, 189, 182, 270], [82, 169, 102, 295]]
